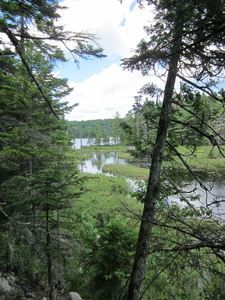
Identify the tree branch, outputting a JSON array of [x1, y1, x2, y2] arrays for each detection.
[[177, 73, 225, 102], [1, 22, 59, 119]]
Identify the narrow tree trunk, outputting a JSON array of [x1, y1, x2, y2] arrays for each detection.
[[126, 54, 180, 300], [46, 205, 53, 300], [26, 159, 38, 229]]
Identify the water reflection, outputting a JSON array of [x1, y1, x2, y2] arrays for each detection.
[[79, 151, 127, 174], [169, 180, 225, 219], [79, 151, 225, 219], [73, 138, 115, 150]]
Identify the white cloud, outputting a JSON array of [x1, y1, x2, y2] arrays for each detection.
[[65, 63, 166, 121], [59, 0, 153, 58], [57, 0, 159, 121]]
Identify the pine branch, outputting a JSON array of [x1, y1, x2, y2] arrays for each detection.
[[166, 140, 210, 191], [177, 73, 225, 102], [1, 22, 59, 119]]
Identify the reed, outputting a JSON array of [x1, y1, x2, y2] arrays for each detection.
[[175, 146, 225, 172], [102, 164, 149, 180]]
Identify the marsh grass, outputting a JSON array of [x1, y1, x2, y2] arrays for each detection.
[[75, 144, 225, 176], [74, 174, 143, 226], [174, 146, 225, 172], [93, 160, 102, 166], [102, 164, 149, 180], [88, 144, 127, 152], [73, 150, 93, 162], [118, 152, 131, 159], [74, 144, 130, 163], [103, 145, 225, 178]]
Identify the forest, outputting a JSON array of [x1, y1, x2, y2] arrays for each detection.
[[68, 115, 123, 146], [1, 1, 225, 300], [68, 119, 115, 139]]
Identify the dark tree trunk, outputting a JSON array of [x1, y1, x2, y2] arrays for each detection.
[[46, 204, 53, 300], [126, 52, 180, 300]]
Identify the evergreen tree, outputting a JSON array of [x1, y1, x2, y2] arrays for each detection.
[[0, 1, 104, 297], [122, 1, 225, 299], [0, 0, 104, 118], [0, 42, 84, 299], [121, 84, 161, 158], [112, 112, 123, 145]]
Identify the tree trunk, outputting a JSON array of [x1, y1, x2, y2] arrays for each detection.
[[126, 53, 180, 300], [46, 204, 53, 300]]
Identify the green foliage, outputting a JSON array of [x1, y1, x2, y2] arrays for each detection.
[[2, 1, 225, 299], [121, 1, 225, 298], [69, 116, 123, 146], [68, 119, 115, 139], [0, 2, 97, 294], [125, 196, 225, 299], [84, 219, 136, 300], [71, 174, 142, 228], [121, 89, 161, 158], [60, 174, 142, 298], [112, 112, 123, 144]]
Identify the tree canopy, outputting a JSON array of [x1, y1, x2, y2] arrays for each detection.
[[0, 1, 105, 299], [122, 1, 225, 299]]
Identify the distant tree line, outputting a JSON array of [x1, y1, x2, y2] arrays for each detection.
[[68, 119, 114, 138], [68, 114, 123, 145]]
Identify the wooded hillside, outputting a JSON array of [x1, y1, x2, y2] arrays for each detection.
[[67, 119, 115, 138]]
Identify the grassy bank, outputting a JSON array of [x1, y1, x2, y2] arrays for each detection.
[[174, 146, 225, 173], [102, 164, 149, 180]]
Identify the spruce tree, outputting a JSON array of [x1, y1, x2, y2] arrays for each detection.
[[122, 1, 225, 299]]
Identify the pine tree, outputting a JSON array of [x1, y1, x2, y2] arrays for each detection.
[[0, 1, 104, 295], [122, 1, 225, 299]]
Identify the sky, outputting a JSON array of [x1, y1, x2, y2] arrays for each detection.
[[56, 0, 160, 121]]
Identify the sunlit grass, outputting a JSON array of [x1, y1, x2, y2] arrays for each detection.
[[102, 164, 149, 180], [88, 144, 128, 152], [75, 144, 225, 175], [118, 152, 131, 159], [174, 146, 225, 172]]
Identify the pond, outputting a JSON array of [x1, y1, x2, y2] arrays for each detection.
[[78, 151, 127, 175], [76, 142, 225, 219], [169, 179, 225, 218], [73, 137, 115, 150]]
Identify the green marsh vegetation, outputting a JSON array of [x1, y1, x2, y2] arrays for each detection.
[[57, 147, 224, 300], [74, 144, 129, 160], [62, 167, 225, 300], [64, 174, 143, 299], [80, 144, 225, 179], [102, 163, 149, 180], [175, 146, 225, 172]]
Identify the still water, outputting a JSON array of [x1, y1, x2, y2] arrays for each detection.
[[79, 151, 127, 175], [169, 180, 225, 218], [75, 139, 225, 218], [73, 138, 114, 150]]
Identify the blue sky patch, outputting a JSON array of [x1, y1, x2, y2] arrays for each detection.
[[54, 54, 121, 83], [130, 0, 137, 11], [119, 18, 126, 26]]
